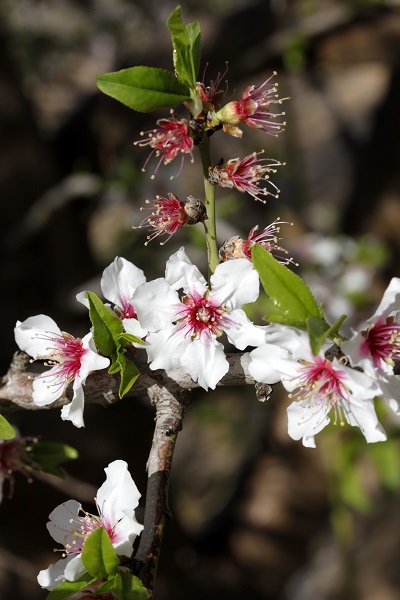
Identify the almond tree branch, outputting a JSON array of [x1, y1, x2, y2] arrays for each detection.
[[132, 383, 190, 596], [0, 351, 262, 412]]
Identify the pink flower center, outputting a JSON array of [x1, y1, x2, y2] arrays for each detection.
[[289, 356, 350, 426], [58, 504, 118, 557], [35, 331, 86, 391], [361, 318, 400, 368], [115, 298, 138, 320], [175, 291, 230, 341]]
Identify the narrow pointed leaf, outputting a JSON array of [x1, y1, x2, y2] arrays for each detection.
[[116, 332, 144, 347], [307, 314, 347, 355], [97, 66, 190, 112], [117, 354, 140, 398], [252, 244, 323, 327], [0, 414, 16, 440], [81, 527, 119, 579], [167, 6, 200, 89], [87, 291, 123, 356], [46, 573, 96, 600]]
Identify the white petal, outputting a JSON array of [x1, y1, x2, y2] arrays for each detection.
[[61, 384, 85, 428], [63, 555, 86, 582], [75, 291, 89, 308], [113, 512, 144, 555], [37, 555, 76, 590], [370, 277, 400, 321], [46, 499, 81, 544], [79, 332, 110, 379], [249, 344, 298, 384], [132, 279, 180, 332], [32, 367, 65, 406], [224, 309, 266, 350], [97, 460, 142, 524], [101, 256, 146, 307], [210, 259, 259, 309], [287, 400, 330, 445], [145, 329, 190, 372], [122, 318, 147, 340], [180, 339, 229, 390], [343, 397, 387, 443], [165, 247, 207, 292], [14, 315, 61, 358], [378, 375, 400, 414], [262, 324, 310, 358]]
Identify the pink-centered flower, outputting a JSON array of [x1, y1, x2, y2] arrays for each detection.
[[77, 257, 147, 342], [37, 460, 143, 590], [134, 113, 194, 178], [135, 193, 206, 245], [342, 277, 400, 414], [132, 247, 266, 390], [249, 330, 386, 447], [14, 315, 109, 428], [219, 219, 296, 266], [213, 72, 288, 137], [208, 151, 283, 203]]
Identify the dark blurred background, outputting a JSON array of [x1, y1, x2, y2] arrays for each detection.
[[1, 1, 400, 599]]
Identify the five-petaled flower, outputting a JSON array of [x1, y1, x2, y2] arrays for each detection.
[[14, 315, 109, 428], [219, 220, 295, 267], [212, 72, 288, 137], [208, 152, 283, 203], [135, 193, 206, 245], [134, 113, 194, 178], [342, 277, 400, 415], [132, 247, 265, 390], [249, 328, 386, 447], [37, 460, 143, 590]]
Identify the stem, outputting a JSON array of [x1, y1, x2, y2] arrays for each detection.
[[134, 384, 190, 597], [198, 134, 219, 274]]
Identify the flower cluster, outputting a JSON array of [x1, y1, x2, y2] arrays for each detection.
[[248, 278, 400, 446]]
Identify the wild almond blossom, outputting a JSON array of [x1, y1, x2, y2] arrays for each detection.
[[14, 315, 109, 428], [134, 112, 194, 178], [77, 256, 147, 341], [219, 219, 295, 266], [342, 277, 400, 415], [212, 72, 288, 137], [131, 247, 265, 390], [249, 330, 386, 447], [38, 460, 143, 590], [135, 193, 206, 245], [208, 151, 283, 203]]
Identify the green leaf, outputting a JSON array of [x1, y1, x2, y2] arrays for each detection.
[[0, 414, 16, 440], [87, 291, 123, 356], [186, 22, 201, 83], [116, 332, 144, 347], [307, 314, 347, 355], [167, 6, 200, 89], [81, 527, 119, 579], [29, 441, 78, 477], [117, 354, 140, 398], [252, 244, 323, 328], [46, 573, 96, 600], [97, 66, 190, 113], [114, 572, 147, 600], [96, 576, 118, 594]]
